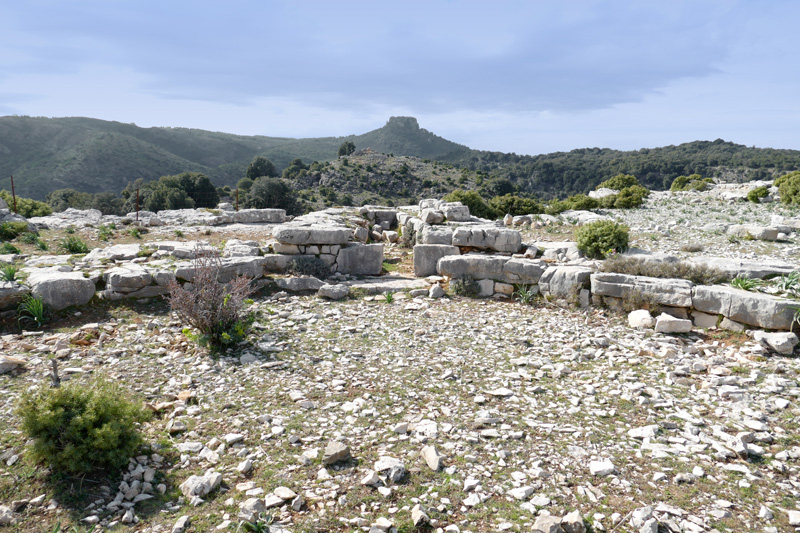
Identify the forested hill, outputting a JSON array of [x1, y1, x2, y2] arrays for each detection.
[[440, 140, 800, 198], [0, 116, 468, 199], [2, 113, 800, 201]]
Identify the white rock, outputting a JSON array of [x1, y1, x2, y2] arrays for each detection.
[[590, 460, 616, 476], [628, 309, 655, 329], [654, 313, 693, 333]]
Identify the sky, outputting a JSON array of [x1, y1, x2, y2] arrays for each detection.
[[1, 1, 799, 156]]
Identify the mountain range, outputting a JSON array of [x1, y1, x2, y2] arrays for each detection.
[[1, 115, 799, 201]]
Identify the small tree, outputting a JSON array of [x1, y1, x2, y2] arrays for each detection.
[[575, 220, 629, 259], [245, 156, 277, 180], [338, 141, 356, 157], [167, 249, 256, 350]]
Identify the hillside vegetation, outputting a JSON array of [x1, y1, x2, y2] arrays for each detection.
[[2, 115, 800, 203]]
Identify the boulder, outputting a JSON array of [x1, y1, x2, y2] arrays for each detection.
[[337, 243, 384, 276], [84, 244, 141, 262], [104, 264, 153, 292], [277, 276, 324, 292], [753, 331, 799, 355], [179, 470, 222, 499], [318, 284, 350, 300], [655, 313, 693, 333], [322, 441, 351, 465], [628, 309, 655, 329], [437, 255, 509, 281], [539, 265, 593, 299], [591, 273, 693, 308], [223, 239, 261, 257], [692, 285, 798, 330], [413, 244, 460, 277], [727, 224, 779, 241], [28, 271, 96, 310], [502, 258, 546, 284], [0, 281, 30, 310], [420, 209, 445, 225]]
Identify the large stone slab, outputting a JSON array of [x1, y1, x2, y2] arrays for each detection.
[[273, 225, 351, 245], [413, 245, 460, 277], [437, 255, 544, 284], [418, 225, 454, 245], [175, 257, 267, 283], [727, 224, 779, 241], [452, 227, 521, 253], [688, 257, 795, 279], [85, 244, 142, 262], [591, 272, 693, 308], [104, 264, 153, 292], [28, 271, 96, 310], [230, 208, 286, 224], [336, 243, 384, 276], [502, 258, 546, 284], [692, 285, 798, 330], [441, 203, 471, 222], [539, 265, 594, 298]]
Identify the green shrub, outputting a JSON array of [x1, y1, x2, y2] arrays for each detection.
[[747, 186, 769, 203], [167, 250, 256, 351], [17, 379, 150, 474], [670, 174, 713, 192], [0, 242, 20, 254], [514, 284, 538, 305], [287, 255, 330, 279], [545, 199, 571, 215], [597, 174, 639, 190], [19, 231, 40, 244], [61, 235, 89, 254], [776, 171, 800, 205], [449, 275, 479, 297], [0, 221, 29, 241], [564, 194, 599, 211], [575, 220, 629, 259], [613, 185, 650, 208], [18, 295, 47, 328], [488, 194, 543, 216], [442, 189, 497, 219], [600, 255, 729, 285], [0, 190, 52, 217]]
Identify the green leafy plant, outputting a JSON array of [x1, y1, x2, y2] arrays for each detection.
[[65, 226, 76, 234], [17, 379, 150, 475], [382, 291, 395, 303], [128, 227, 142, 239], [97, 224, 114, 241], [0, 242, 20, 254], [513, 284, 538, 305], [19, 231, 40, 244], [775, 271, 800, 298], [450, 275, 479, 298], [575, 220, 629, 259], [730, 274, 761, 291], [35, 238, 49, 251], [174, 229, 185, 238], [0, 221, 29, 240], [168, 249, 256, 351], [61, 235, 89, 254], [237, 512, 274, 533], [0, 263, 18, 281], [18, 295, 47, 328]]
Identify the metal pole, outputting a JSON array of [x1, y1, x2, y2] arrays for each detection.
[[236, 189, 239, 211], [136, 188, 139, 221], [10, 175, 17, 214]]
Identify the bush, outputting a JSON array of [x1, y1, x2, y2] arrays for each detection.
[[600, 255, 729, 285], [747, 186, 769, 203], [488, 194, 543, 216], [575, 220, 629, 259], [167, 250, 256, 351], [0, 221, 29, 241], [17, 379, 150, 474], [0, 190, 52, 217], [449, 275, 479, 297], [597, 174, 639, 190], [564, 194, 599, 211], [670, 174, 713, 192], [442, 189, 497, 219], [613, 185, 650, 208], [287, 255, 331, 279], [0, 242, 20, 254], [60, 235, 89, 254], [776, 171, 800, 205]]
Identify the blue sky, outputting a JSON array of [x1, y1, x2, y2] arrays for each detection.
[[1, 1, 798, 155]]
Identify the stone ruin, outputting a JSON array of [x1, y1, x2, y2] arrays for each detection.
[[1, 196, 800, 352]]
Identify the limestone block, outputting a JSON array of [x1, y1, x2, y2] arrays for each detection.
[[420, 209, 445, 225], [452, 227, 521, 253], [591, 272, 693, 308], [0, 281, 30, 310], [418, 225, 454, 245], [441, 203, 471, 221], [337, 243, 384, 276], [29, 271, 96, 311], [692, 285, 798, 330], [104, 264, 152, 292], [272, 224, 351, 245], [230, 208, 286, 224], [538, 265, 593, 298], [655, 313, 693, 333], [727, 224, 779, 241], [413, 245, 460, 277], [437, 254, 509, 281]]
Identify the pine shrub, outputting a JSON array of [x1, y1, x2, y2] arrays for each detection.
[[575, 220, 629, 259], [287, 255, 330, 279], [17, 379, 150, 474]]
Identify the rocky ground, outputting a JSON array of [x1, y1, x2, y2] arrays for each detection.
[[2, 188, 800, 532]]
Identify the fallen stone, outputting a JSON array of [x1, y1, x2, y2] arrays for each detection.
[[654, 313, 693, 334], [322, 441, 351, 465]]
